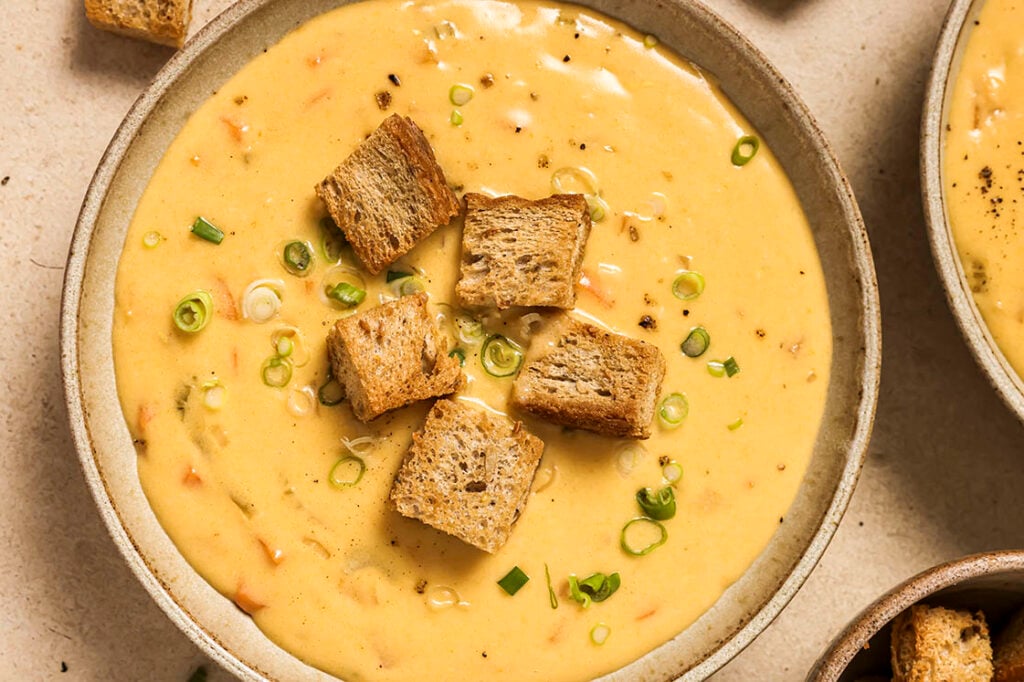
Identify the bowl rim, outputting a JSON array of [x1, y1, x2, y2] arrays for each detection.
[[807, 550, 1024, 681], [921, 0, 1024, 424], [60, 0, 881, 679]]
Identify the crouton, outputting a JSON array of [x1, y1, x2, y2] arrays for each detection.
[[456, 193, 592, 309], [326, 293, 463, 422], [891, 604, 993, 682], [390, 399, 544, 553], [84, 0, 192, 48], [511, 317, 666, 439], [315, 115, 461, 274], [995, 605, 1024, 681]]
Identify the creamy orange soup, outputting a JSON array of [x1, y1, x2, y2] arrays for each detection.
[[112, 1, 831, 679], [946, 0, 1024, 374]]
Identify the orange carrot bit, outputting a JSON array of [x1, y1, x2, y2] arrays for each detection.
[[233, 583, 266, 615], [136, 403, 155, 438], [212, 277, 239, 321], [231, 348, 240, 374], [636, 608, 658, 621], [258, 538, 285, 566], [577, 269, 615, 308], [182, 466, 202, 487], [306, 52, 327, 68], [219, 116, 250, 143], [305, 88, 332, 109]]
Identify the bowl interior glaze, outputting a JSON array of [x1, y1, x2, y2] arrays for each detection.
[[61, 0, 880, 679]]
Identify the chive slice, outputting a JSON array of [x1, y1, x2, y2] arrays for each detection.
[[567, 575, 591, 608], [319, 216, 347, 262], [681, 327, 710, 357], [275, 335, 294, 358], [386, 270, 412, 282], [643, 34, 658, 48], [577, 572, 621, 603], [497, 566, 529, 595], [142, 231, 163, 249], [191, 216, 224, 244], [449, 348, 466, 367], [318, 372, 345, 406], [455, 314, 486, 345], [662, 460, 683, 485], [728, 417, 744, 431], [481, 335, 524, 377], [327, 282, 366, 308], [724, 356, 740, 377], [636, 486, 676, 520], [393, 275, 426, 297], [731, 135, 760, 166], [261, 355, 293, 388], [329, 455, 366, 488], [282, 241, 314, 276], [672, 271, 705, 301], [173, 291, 214, 333], [449, 83, 475, 106], [590, 623, 611, 646], [621, 517, 668, 556], [586, 194, 609, 223], [544, 563, 558, 609], [657, 393, 688, 429], [707, 361, 726, 377], [450, 109, 464, 126]]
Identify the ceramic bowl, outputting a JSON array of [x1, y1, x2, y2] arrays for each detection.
[[60, 0, 880, 679], [921, 0, 1024, 422], [808, 551, 1024, 681]]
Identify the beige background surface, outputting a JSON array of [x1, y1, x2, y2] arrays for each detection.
[[2, 0, 1021, 679]]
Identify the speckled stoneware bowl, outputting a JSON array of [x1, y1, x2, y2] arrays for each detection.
[[921, 0, 1024, 422], [60, 0, 880, 679], [808, 551, 1024, 681]]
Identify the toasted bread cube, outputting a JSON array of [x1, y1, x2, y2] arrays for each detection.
[[456, 193, 592, 310], [511, 317, 665, 439], [891, 604, 993, 682], [84, 0, 192, 48], [326, 293, 463, 422], [390, 399, 544, 553], [316, 115, 461, 274], [994, 606, 1024, 681]]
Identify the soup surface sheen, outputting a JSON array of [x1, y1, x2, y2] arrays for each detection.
[[946, 0, 1024, 375], [112, 1, 831, 679]]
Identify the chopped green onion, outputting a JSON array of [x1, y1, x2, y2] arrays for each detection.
[[497, 566, 529, 595], [327, 282, 366, 308], [271, 327, 309, 367], [621, 517, 668, 556], [242, 280, 283, 323], [173, 291, 213, 333], [142, 231, 163, 249], [545, 563, 558, 609], [275, 335, 294, 358], [282, 240, 314, 276], [567, 575, 591, 608], [728, 417, 744, 431], [658, 393, 688, 429], [392, 274, 426, 297], [319, 216, 347, 262], [201, 379, 226, 411], [191, 216, 224, 244], [455, 313, 486, 344], [672, 271, 705, 301], [449, 83, 475, 106], [449, 348, 466, 366], [707, 361, 726, 377], [731, 135, 760, 166], [450, 109, 464, 126], [576, 572, 621, 603], [643, 34, 659, 48], [636, 486, 676, 520], [386, 270, 412, 283], [586, 194, 609, 223], [590, 623, 611, 645], [329, 455, 366, 488], [318, 371, 345, 406], [662, 460, 683, 485], [681, 327, 710, 357], [261, 355, 293, 388], [481, 334, 524, 377], [724, 356, 740, 377]]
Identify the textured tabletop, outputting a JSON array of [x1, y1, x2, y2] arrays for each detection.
[[4, 0, 1022, 679]]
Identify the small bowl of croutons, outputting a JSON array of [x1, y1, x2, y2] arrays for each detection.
[[808, 551, 1024, 681]]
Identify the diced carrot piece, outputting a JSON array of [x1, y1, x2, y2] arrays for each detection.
[[183, 466, 202, 487], [577, 269, 615, 308], [219, 116, 249, 143], [258, 538, 284, 566], [136, 403, 155, 437]]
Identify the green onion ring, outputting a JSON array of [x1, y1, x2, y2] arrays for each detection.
[[282, 240, 314, 276], [620, 517, 669, 557], [590, 623, 611, 645], [261, 355, 293, 388], [672, 271, 705, 301], [681, 327, 710, 357], [658, 393, 688, 429], [449, 83, 475, 106], [318, 371, 345, 406], [173, 291, 214, 333], [142, 231, 163, 249], [636, 486, 677, 520], [724, 356, 740, 377], [731, 135, 760, 166], [707, 361, 726, 378], [329, 455, 366, 488], [662, 460, 683, 485], [481, 335, 524, 377]]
